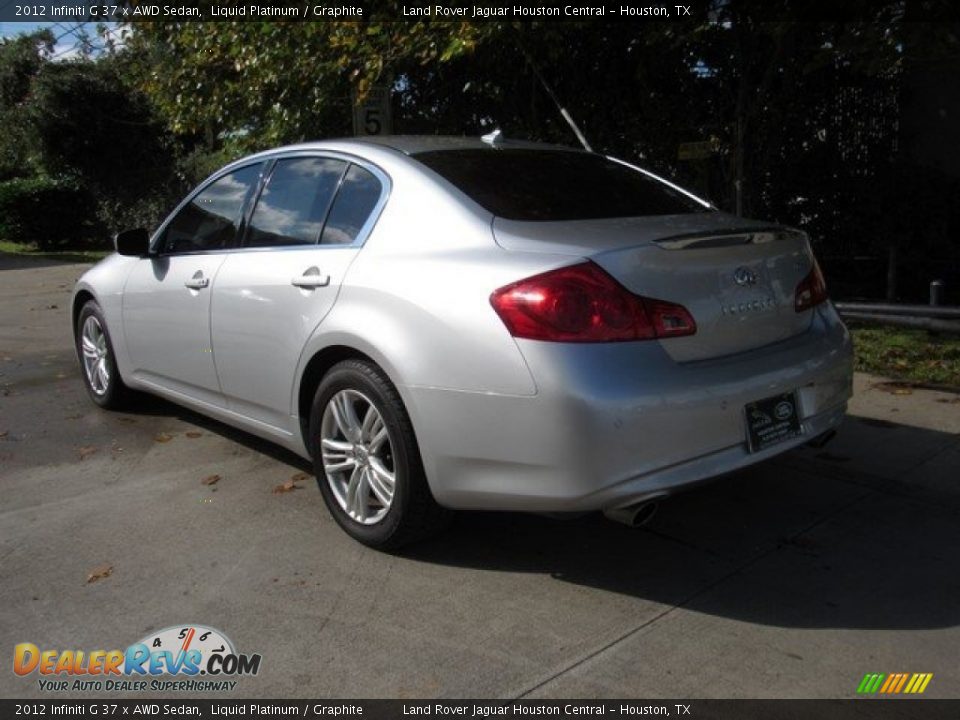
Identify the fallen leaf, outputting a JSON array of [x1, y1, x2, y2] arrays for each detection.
[[78, 446, 98, 460], [201, 474, 220, 486], [892, 388, 913, 396], [272, 477, 300, 494], [290, 471, 311, 483], [0, 430, 8, 439], [86, 564, 113, 583], [154, 432, 173, 443], [185, 431, 202, 438]]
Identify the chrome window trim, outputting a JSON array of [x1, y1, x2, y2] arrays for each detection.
[[148, 149, 392, 257]]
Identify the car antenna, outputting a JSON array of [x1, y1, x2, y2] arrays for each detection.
[[516, 40, 593, 152]]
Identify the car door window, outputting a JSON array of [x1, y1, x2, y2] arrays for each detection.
[[158, 164, 261, 254], [244, 157, 348, 248], [319, 164, 382, 245]]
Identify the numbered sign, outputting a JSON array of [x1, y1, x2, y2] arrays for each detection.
[[352, 84, 393, 136], [677, 138, 720, 161]]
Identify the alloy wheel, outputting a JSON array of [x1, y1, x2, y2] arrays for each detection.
[[80, 315, 110, 396], [320, 389, 397, 525]]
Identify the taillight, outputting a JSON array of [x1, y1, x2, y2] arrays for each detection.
[[794, 260, 828, 312], [490, 262, 696, 342]]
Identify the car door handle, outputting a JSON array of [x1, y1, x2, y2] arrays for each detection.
[[291, 268, 330, 289], [184, 273, 209, 290]]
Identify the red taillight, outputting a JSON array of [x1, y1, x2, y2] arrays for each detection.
[[490, 262, 696, 343], [794, 261, 829, 312]]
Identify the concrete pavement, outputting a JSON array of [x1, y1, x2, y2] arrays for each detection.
[[1, 254, 958, 699]]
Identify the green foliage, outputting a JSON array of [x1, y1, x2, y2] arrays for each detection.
[[124, 19, 492, 149], [29, 58, 178, 233], [0, 29, 52, 106], [0, 30, 53, 182], [0, 176, 102, 250]]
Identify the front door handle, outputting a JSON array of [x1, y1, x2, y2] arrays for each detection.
[[291, 267, 330, 289], [184, 272, 209, 290]]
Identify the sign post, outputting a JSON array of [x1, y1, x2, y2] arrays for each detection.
[[352, 84, 393, 137]]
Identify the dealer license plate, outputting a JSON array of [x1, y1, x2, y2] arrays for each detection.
[[744, 391, 803, 453]]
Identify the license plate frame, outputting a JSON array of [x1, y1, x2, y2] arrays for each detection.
[[744, 391, 803, 453]]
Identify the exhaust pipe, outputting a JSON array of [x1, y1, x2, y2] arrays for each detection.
[[603, 500, 659, 528]]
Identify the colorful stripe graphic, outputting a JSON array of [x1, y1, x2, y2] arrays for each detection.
[[857, 673, 933, 694]]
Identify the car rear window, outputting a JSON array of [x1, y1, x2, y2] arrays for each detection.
[[412, 149, 709, 221]]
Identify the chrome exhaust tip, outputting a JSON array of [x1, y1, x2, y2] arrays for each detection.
[[603, 500, 659, 528]]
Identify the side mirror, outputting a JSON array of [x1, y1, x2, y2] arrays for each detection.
[[114, 228, 151, 257]]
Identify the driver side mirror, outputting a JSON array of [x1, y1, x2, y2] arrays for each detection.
[[114, 228, 151, 257]]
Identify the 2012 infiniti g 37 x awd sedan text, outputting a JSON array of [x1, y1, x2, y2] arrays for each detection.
[[73, 135, 853, 549]]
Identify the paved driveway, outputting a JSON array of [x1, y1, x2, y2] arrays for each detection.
[[1, 254, 959, 699]]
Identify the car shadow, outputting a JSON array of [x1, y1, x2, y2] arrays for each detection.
[[397, 415, 960, 632], [117, 395, 960, 632], [124, 391, 313, 474]]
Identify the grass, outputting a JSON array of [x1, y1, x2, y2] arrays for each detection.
[[851, 323, 960, 389], [0, 239, 110, 263]]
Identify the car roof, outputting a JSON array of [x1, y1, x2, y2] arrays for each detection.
[[348, 134, 583, 155]]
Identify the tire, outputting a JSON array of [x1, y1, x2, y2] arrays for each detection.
[[75, 300, 131, 409], [309, 359, 451, 550]]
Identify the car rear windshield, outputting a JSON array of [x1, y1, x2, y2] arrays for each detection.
[[412, 149, 710, 221]]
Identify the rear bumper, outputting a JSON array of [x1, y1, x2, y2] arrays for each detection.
[[406, 303, 853, 512]]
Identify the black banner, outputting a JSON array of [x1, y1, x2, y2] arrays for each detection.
[[2, 0, 960, 23], [0, 700, 955, 720]]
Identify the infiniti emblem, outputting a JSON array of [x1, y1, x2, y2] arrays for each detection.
[[733, 267, 757, 286]]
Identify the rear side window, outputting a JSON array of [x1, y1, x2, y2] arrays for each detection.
[[320, 165, 382, 245], [159, 164, 261, 253], [245, 157, 347, 248], [412, 149, 709, 221]]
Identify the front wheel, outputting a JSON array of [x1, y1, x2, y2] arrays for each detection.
[[75, 300, 131, 409], [309, 359, 450, 550]]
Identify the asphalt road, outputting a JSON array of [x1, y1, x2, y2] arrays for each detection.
[[2, 253, 959, 700]]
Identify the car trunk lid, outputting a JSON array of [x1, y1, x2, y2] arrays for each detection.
[[492, 213, 815, 362]]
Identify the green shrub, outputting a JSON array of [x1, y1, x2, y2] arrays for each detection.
[[0, 176, 103, 250]]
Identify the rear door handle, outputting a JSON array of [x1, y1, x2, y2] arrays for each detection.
[[291, 267, 330, 289], [184, 272, 209, 290]]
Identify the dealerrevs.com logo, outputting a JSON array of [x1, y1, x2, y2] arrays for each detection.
[[14, 624, 261, 692]]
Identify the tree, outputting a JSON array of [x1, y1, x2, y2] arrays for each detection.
[[29, 57, 178, 232], [124, 19, 493, 151], [0, 30, 52, 181]]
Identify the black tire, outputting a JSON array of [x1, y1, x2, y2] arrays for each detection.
[[309, 359, 451, 550], [75, 300, 131, 409]]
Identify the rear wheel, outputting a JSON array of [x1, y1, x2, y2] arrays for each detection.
[[75, 300, 131, 409], [309, 359, 450, 549]]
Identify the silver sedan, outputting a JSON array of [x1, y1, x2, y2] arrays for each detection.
[[72, 136, 853, 548]]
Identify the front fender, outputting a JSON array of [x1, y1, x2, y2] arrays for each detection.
[[71, 254, 138, 378]]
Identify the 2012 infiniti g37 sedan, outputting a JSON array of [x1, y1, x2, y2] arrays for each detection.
[[72, 135, 853, 549]]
